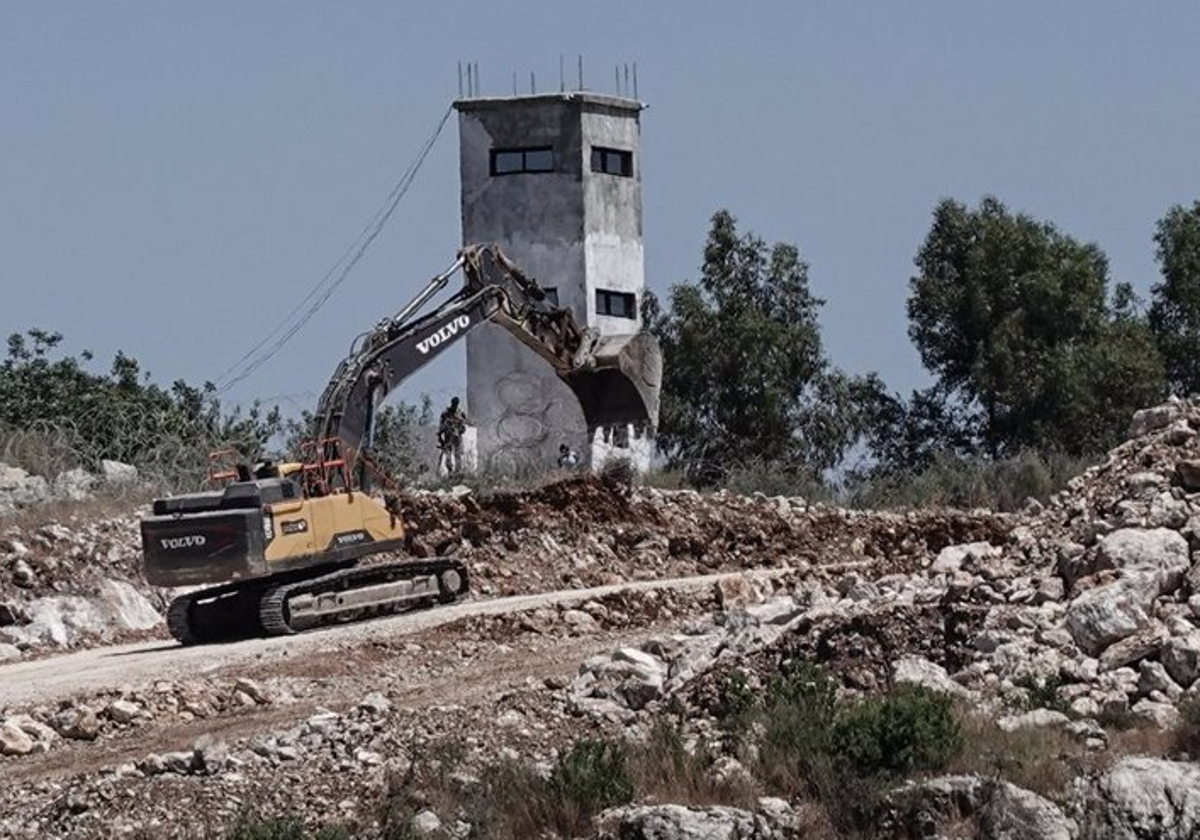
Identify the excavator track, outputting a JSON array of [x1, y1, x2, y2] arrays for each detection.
[[165, 558, 469, 645], [166, 579, 273, 645], [259, 557, 469, 635]]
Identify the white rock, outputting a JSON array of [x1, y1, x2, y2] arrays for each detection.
[[106, 700, 142, 724], [899, 775, 1075, 840], [8, 714, 58, 746], [1066, 581, 1153, 656], [1080, 757, 1200, 840], [100, 460, 138, 485], [234, 677, 270, 704], [53, 706, 99, 740], [162, 750, 195, 774], [358, 693, 391, 716], [595, 804, 778, 839], [1138, 661, 1183, 699], [53, 468, 95, 501], [562, 609, 599, 633], [193, 734, 229, 774], [933, 541, 998, 573], [892, 655, 976, 700], [1188, 594, 1200, 620], [2, 538, 31, 558], [1130, 699, 1180, 729], [12, 559, 36, 588], [611, 647, 666, 677], [1095, 528, 1191, 595], [0, 643, 20, 662], [743, 596, 804, 625], [1129, 402, 1185, 438], [1160, 633, 1200, 688], [0, 720, 35, 756], [410, 810, 442, 836], [0, 465, 50, 510], [997, 709, 1070, 733], [4, 580, 162, 648]]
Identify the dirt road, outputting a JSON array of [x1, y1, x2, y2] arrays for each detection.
[[0, 568, 790, 709]]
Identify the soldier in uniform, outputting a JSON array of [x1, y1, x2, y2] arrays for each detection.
[[437, 397, 468, 474]]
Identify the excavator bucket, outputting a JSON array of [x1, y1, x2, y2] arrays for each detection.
[[564, 332, 662, 433]]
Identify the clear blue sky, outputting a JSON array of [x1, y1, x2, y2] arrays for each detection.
[[3, 2, 1199, 418]]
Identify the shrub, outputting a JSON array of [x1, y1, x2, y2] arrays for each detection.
[[832, 685, 962, 778], [751, 663, 961, 832], [549, 738, 634, 817], [1016, 674, 1071, 715], [717, 669, 759, 736], [1173, 697, 1200, 758], [378, 738, 467, 840], [720, 459, 832, 501], [631, 719, 755, 808], [756, 662, 839, 797], [846, 450, 1094, 511], [463, 759, 548, 840]]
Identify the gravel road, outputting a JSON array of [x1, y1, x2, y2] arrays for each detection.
[[0, 568, 791, 708]]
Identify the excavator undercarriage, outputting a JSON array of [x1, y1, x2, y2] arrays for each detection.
[[142, 244, 661, 645]]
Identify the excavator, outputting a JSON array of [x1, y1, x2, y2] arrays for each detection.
[[140, 244, 661, 645]]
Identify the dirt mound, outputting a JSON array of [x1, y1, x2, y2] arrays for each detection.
[[399, 479, 1013, 600]]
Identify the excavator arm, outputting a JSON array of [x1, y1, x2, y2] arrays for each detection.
[[142, 244, 660, 645], [311, 243, 661, 464]]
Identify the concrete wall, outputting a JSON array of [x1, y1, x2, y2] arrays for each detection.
[[455, 93, 649, 473], [580, 105, 644, 334]]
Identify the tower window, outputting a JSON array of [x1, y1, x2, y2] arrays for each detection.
[[596, 289, 637, 319], [590, 147, 633, 177], [490, 146, 555, 175], [541, 287, 559, 306]]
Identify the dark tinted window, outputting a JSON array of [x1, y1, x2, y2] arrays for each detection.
[[590, 147, 633, 177], [492, 150, 524, 174], [541, 287, 559, 306], [490, 146, 555, 176], [524, 148, 554, 172], [596, 289, 636, 319]]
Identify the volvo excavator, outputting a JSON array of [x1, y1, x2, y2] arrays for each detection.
[[141, 244, 661, 645]]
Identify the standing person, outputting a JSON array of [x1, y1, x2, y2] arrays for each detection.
[[437, 397, 468, 474]]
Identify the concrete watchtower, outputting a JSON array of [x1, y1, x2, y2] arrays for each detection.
[[453, 92, 650, 472]]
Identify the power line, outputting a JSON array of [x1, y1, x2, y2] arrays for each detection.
[[216, 105, 454, 393]]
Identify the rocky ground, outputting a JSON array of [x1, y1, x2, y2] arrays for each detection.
[[3, 399, 1200, 838]]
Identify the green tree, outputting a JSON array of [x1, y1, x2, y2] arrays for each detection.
[[0, 329, 281, 486], [906, 196, 1165, 459], [1149, 200, 1200, 395], [646, 210, 875, 482]]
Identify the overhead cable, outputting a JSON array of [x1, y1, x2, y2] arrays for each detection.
[[216, 105, 454, 393]]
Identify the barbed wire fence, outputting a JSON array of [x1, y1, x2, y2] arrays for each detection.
[[0, 406, 276, 499]]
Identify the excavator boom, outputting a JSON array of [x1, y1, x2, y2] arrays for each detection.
[[141, 244, 660, 645], [314, 244, 659, 458]]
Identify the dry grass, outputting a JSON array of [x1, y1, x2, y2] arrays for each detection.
[[948, 715, 1083, 802], [630, 720, 758, 809], [0, 489, 152, 530], [1107, 724, 1177, 762], [1170, 697, 1200, 759]]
